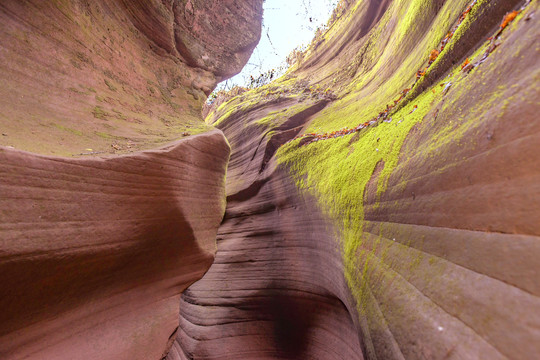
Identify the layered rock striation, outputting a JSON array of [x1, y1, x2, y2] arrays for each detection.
[[0, 131, 229, 360], [171, 97, 364, 359], [2, 0, 540, 359], [178, 0, 540, 359], [0, 0, 262, 359]]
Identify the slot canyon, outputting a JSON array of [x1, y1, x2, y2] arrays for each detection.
[[1, 0, 539, 359]]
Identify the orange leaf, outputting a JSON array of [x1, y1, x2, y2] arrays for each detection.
[[429, 49, 439, 62], [501, 11, 519, 29]]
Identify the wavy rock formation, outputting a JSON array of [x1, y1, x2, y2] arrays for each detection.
[[0, 131, 229, 360], [2, 0, 539, 359], [177, 0, 540, 359], [0, 0, 262, 359], [171, 97, 364, 360]]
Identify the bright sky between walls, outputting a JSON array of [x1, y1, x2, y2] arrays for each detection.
[[216, 0, 340, 91]]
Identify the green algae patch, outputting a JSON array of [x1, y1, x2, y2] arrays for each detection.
[[277, 82, 442, 318], [254, 102, 314, 130], [52, 123, 84, 137], [254, 110, 285, 127]]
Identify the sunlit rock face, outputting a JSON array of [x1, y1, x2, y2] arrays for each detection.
[[0, 0, 262, 156], [0, 0, 262, 359], [176, 0, 540, 359]]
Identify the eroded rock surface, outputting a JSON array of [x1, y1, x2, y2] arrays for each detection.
[[0, 0, 262, 156], [0, 0, 262, 359], [0, 130, 229, 360], [2, 0, 540, 358], [170, 100, 364, 360], [178, 0, 540, 359]]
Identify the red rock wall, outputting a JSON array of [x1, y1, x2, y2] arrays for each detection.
[[0, 130, 229, 359], [0, 0, 262, 156], [2, 0, 539, 358], [0, 0, 263, 358]]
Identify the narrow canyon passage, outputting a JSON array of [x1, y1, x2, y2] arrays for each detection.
[[165, 90, 365, 359], [1, 0, 539, 359], [171, 143, 365, 359]]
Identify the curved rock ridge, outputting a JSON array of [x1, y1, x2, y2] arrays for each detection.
[[181, 0, 540, 358], [0, 0, 262, 156], [0, 129, 229, 360]]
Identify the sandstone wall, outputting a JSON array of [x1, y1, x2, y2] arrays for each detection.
[[0, 0, 263, 358], [0, 0, 262, 156], [0, 130, 229, 360]]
